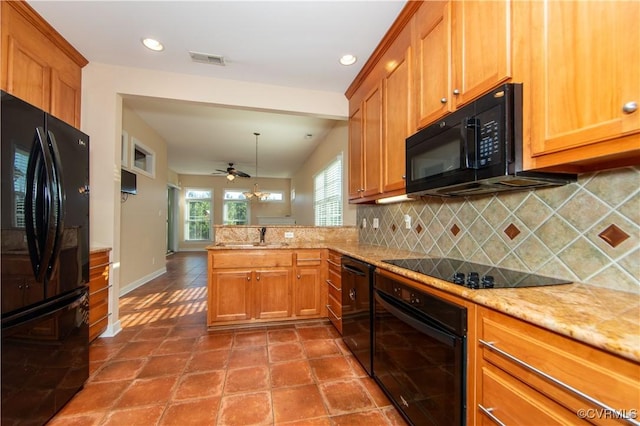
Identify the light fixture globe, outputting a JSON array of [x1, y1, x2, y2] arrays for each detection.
[[242, 133, 270, 201]]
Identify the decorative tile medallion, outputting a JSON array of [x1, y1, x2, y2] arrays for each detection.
[[415, 223, 423, 234], [391, 224, 397, 232], [504, 223, 521, 240], [598, 224, 630, 248], [450, 224, 460, 236]]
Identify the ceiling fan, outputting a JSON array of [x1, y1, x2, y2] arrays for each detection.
[[212, 163, 251, 181]]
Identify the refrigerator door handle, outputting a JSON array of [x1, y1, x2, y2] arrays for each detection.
[[45, 130, 66, 284], [25, 127, 57, 283]]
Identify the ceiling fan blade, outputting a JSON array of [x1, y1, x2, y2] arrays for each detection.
[[235, 170, 251, 178]]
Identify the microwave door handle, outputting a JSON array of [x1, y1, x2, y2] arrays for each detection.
[[463, 118, 479, 169]]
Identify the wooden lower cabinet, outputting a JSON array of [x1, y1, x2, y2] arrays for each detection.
[[255, 268, 292, 320], [207, 249, 328, 327], [325, 250, 343, 334], [89, 248, 111, 342], [294, 250, 325, 318], [476, 306, 640, 425]]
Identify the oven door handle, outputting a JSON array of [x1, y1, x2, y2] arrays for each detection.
[[374, 290, 457, 347], [342, 264, 366, 276]]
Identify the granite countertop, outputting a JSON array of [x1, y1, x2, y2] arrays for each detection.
[[207, 242, 640, 362]]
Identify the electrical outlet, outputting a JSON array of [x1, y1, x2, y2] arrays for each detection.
[[373, 218, 379, 229], [404, 214, 412, 229], [362, 218, 367, 228], [284, 231, 294, 239]]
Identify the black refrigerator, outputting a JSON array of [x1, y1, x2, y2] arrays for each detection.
[[1, 91, 90, 425]]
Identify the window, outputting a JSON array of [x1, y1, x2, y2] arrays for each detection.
[[130, 137, 155, 178], [223, 190, 249, 225], [185, 189, 212, 240], [314, 154, 343, 226]]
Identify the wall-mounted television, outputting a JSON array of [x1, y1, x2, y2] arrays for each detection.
[[121, 169, 137, 194]]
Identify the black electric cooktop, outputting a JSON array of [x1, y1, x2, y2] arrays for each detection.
[[381, 257, 572, 289]]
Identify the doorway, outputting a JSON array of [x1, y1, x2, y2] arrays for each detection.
[[167, 185, 179, 254]]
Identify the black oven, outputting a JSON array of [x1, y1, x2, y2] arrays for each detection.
[[373, 270, 466, 426]]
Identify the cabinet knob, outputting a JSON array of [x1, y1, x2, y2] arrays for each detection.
[[440, 97, 447, 104], [622, 101, 638, 114], [297, 274, 301, 279], [247, 275, 251, 281], [402, 175, 406, 180], [256, 275, 260, 281], [453, 89, 460, 95]]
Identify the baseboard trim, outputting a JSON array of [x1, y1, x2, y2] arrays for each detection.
[[100, 319, 122, 338], [119, 267, 167, 297]]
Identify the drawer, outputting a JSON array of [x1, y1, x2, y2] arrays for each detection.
[[326, 276, 342, 301], [89, 298, 109, 324], [89, 317, 108, 342], [212, 251, 293, 268], [327, 250, 342, 267], [89, 285, 109, 305], [327, 293, 342, 334], [327, 266, 341, 288], [89, 250, 110, 269], [479, 364, 586, 425], [479, 308, 640, 420], [296, 250, 323, 266]]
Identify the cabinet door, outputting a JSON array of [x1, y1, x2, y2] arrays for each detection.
[[362, 85, 383, 198], [295, 266, 322, 317], [208, 269, 252, 323], [451, 0, 511, 107], [50, 68, 82, 128], [527, 1, 640, 167], [382, 31, 412, 194], [255, 268, 291, 320], [3, 35, 51, 112], [348, 106, 364, 200], [414, 1, 452, 128]]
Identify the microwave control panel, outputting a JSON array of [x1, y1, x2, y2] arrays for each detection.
[[476, 105, 502, 167]]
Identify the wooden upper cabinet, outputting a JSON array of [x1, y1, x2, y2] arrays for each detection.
[[382, 25, 412, 195], [413, 0, 511, 129], [524, 0, 640, 172], [413, 1, 452, 129], [1, 0, 87, 127], [451, 0, 511, 107], [348, 106, 364, 200], [348, 81, 383, 202], [362, 84, 383, 198]]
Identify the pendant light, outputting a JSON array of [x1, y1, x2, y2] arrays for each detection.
[[243, 132, 270, 201]]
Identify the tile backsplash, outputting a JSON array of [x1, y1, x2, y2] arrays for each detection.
[[358, 166, 640, 294]]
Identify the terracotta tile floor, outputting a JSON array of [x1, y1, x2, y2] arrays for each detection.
[[49, 252, 407, 425]]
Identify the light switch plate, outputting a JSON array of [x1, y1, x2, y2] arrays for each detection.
[[373, 218, 379, 229]]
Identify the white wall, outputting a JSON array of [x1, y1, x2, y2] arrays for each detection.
[[291, 121, 357, 226], [120, 105, 168, 293], [81, 62, 348, 334]]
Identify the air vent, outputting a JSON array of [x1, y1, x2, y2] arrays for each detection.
[[188, 51, 226, 66]]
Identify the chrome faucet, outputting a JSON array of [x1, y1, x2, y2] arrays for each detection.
[[259, 227, 267, 244]]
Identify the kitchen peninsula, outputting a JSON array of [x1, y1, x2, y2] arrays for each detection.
[[207, 234, 640, 425]]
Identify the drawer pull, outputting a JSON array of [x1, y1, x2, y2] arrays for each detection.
[[478, 405, 506, 426], [89, 313, 110, 327], [326, 279, 341, 292], [479, 339, 638, 425], [298, 258, 322, 262], [326, 304, 341, 320], [327, 259, 341, 267], [90, 284, 112, 297]]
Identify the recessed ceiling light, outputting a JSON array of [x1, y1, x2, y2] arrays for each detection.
[[142, 38, 164, 52], [339, 54, 357, 66]]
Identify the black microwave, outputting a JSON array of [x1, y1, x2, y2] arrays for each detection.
[[405, 83, 575, 197]]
